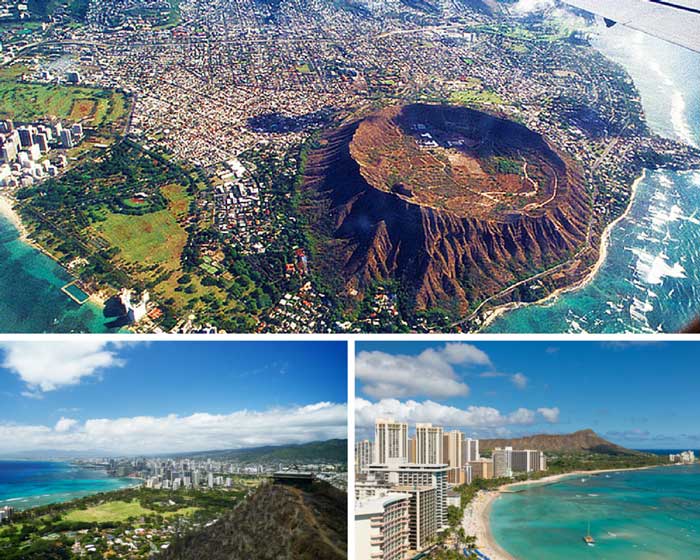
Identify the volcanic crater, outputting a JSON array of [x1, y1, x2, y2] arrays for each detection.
[[302, 103, 592, 314]]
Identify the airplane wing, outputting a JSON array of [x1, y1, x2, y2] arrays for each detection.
[[560, 0, 700, 54]]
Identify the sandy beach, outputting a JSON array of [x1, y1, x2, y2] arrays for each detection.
[[462, 490, 516, 560], [0, 193, 30, 241], [477, 170, 648, 331]]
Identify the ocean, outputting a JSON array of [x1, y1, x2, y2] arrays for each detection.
[[0, 211, 114, 333], [0, 460, 140, 511], [490, 464, 700, 559], [485, 26, 700, 333]]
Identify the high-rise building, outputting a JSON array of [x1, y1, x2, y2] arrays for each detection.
[[444, 430, 463, 468], [463, 438, 480, 462], [394, 485, 437, 552], [355, 439, 374, 474], [492, 447, 513, 478], [408, 436, 417, 463], [17, 126, 35, 148], [368, 463, 449, 529], [416, 423, 443, 465], [60, 128, 74, 149], [447, 464, 472, 485], [355, 494, 411, 560], [374, 418, 409, 465], [511, 450, 547, 473], [467, 459, 494, 480]]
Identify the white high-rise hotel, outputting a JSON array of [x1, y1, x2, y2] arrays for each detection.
[[374, 418, 409, 464], [415, 423, 443, 465]]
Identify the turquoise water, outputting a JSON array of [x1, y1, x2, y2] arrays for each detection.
[[0, 460, 140, 511], [0, 212, 114, 332], [491, 465, 700, 559], [485, 27, 700, 333]]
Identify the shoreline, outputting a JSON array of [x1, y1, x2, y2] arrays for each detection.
[[477, 169, 648, 331], [465, 463, 672, 560], [0, 192, 109, 312]]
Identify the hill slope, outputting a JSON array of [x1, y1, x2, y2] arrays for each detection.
[[174, 439, 347, 464], [302, 103, 591, 314], [162, 480, 347, 560], [480, 429, 641, 456]]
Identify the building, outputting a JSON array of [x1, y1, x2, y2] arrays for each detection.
[[467, 459, 494, 481], [447, 464, 472, 485], [120, 289, 150, 323], [408, 436, 417, 463], [375, 418, 409, 465], [355, 477, 391, 500], [394, 485, 437, 552], [510, 450, 547, 474], [355, 494, 411, 560], [463, 438, 480, 462], [443, 430, 463, 468], [356, 439, 374, 474], [272, 471, 315, 488], [446, 490, 461, 509], [416, 423, 443, 465], [368, 463, 449, 529], [60, 128, 74, 149], [669, 450, 696, 464], [0, 506, 14, 524], [492, 447, 513, 478]]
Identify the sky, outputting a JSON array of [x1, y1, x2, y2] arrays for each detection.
[[0, 341, 347, 456], [355, 341, 700, 449]]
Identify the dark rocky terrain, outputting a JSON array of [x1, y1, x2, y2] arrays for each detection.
[[162, 480, 347, 560]]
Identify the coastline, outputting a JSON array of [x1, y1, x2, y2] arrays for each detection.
[[0, 192, 31, 242], [0, 192, 109, 311], [463, 463, 664, 560], [0, 461, 143, 512], [477, 169, 648, 331]]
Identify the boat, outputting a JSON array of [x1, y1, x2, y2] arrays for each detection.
[[583, 521, 596, 546]]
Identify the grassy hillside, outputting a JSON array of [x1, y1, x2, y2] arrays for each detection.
[[176, 439, 348, 464]]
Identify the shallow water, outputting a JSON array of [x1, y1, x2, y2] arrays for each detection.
[[491, 465, 700, 559], [0, 212, 114, 332], [0, 461, 140, 510]]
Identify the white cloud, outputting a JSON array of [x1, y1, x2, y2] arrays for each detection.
[[512, 0, 555, 13], [356, 398, 558, 430], [537, 407, 560, 423], [54, 417, 78, 432], [511, 373, 528, 389], [356, 344, 490, 399], [0, 341, 128, 394], [0, 402, 348, 455], [480, 371, 529, 389]]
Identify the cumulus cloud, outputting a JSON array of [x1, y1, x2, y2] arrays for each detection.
[[356, 398, 558, 430], [537, 407, 560, 423], [54, 418, 78, 433], [0, 341, 128, 394], [511, 373, 528, 389], [0, 402, 347, 455], [356, 344, 491, 399]]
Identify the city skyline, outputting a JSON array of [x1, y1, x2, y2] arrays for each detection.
[[0, 341, 347, 455], [356, 341, 700, 449]]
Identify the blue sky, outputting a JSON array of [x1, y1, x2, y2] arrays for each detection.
[[0, 341, 347, 455], [355, 341, 699, 449]]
